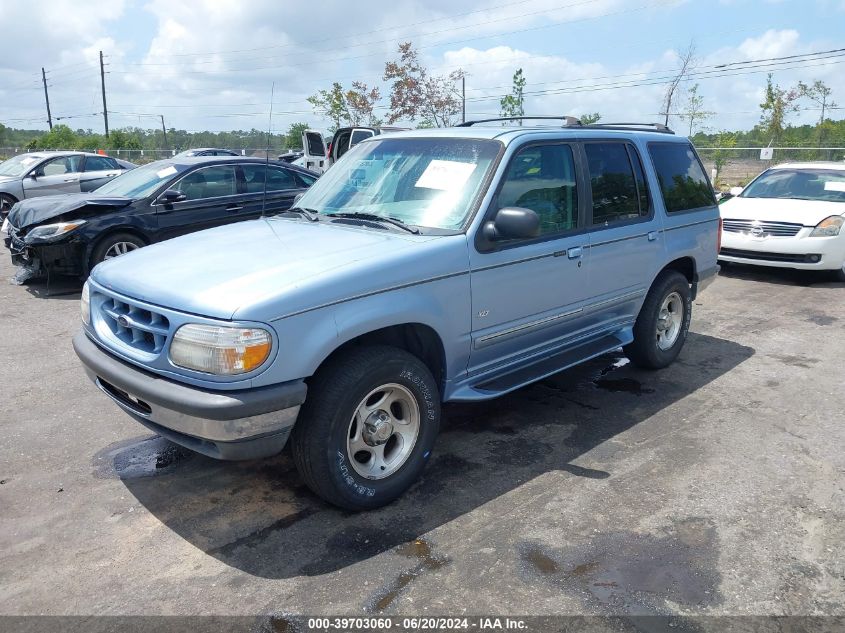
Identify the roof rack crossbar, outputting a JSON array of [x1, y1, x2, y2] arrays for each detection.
[[456, 115, 582, 127]]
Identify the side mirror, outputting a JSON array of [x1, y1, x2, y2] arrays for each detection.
[[729, 186, 744, 197], [482, 207, 540, 241], [158, 189, 186, 204], [29, 171, 38, 180]]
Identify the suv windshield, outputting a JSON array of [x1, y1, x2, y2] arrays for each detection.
[[0, 154, 43, 178], [741, 168, 845, 203], [94, 162, 187, 199], [295, 137, 501, 230]]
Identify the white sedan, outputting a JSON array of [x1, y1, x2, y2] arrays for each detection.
[[719, 162, 845, 281]]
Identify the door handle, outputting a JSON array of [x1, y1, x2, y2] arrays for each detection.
[[647, 231, 658, 241], [63, 177, 78, 182], [226, 205, 244, 212], [567, 246, 583, 259]]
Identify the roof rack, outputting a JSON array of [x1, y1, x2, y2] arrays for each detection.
[[583, 122, 675, 134], [456, 117, 675, 134], [456, 116, 582, 127]]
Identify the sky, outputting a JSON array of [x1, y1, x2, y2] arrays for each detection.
[[0, 0, 843, 140]]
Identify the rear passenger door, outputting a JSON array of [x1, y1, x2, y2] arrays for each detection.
[[79, 155, 121, 192], [582, 141, 663, 329], [237, 164, 307, 217], [154, 164, 245, 240], [468, 142, 591, 379]]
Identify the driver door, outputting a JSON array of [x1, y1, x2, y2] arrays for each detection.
[[23, 155, 83, 197]]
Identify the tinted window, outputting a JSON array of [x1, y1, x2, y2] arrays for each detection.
[[498, 144, 578, 236], [84, 156, 115, 171], [335, 132, 352, 158], [649, 143, 715, 213], [242, 165, 296, 193], [350, 129, 374, 146], [173, 166, 236, 200], [305, 133, 324, 156], [585, 143, 645, 225]]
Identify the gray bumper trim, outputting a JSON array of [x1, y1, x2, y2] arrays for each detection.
[[693, 264, 719, 298], [73, 331, 306, 452]]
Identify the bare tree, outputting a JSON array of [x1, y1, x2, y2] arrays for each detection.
[[798, 80, 836, 144], [660, 42, 696, 127], [384, 42, 465, 127]]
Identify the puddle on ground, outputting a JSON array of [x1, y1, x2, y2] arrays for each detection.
[[518, 517, 722, 614], [593, 377, 655, 396], [367, 539, 448, 612], [92, 435, 194, 479]]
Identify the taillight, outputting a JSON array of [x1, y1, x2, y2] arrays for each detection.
[[717, 217, 723, 253]]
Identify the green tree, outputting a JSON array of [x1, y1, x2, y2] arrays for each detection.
[[384, 42, 465, 127], [580, 112, 601, 125], [308, 83, 349, 131], [679, 83, 714, 136], [759, 73, 800, 142], [284, 122, 310, 150], [500, 68, 526, 123], [34, 124, 79, 149], [710, 131, 737, 186]]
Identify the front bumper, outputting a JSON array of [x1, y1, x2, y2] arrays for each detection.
[[719, 231, 845, 271], [73, 331, 307, 460], [6, 228, 84, 277]]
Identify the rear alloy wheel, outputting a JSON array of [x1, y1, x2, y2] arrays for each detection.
[[624, 270, 692, 369], [91, 232, 146, 269], [291, 345, 440, 510]]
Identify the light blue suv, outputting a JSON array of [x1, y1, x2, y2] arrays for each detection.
[[74, 118, 720, 510]]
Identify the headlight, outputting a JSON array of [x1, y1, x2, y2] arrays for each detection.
[[170, 324, 272, 375], [26, 220, 87, 242], [80, 281, 90, 326], [810, 216, 844, 237]]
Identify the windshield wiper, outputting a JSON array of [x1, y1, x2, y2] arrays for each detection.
[[326, 212, 420, 234], [279, 206, 320, 222]]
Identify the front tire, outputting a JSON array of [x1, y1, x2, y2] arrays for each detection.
[[291, 346, 440, 510], [90, 232, 146, 269], [624, 270, 692, 369], [0, 193, 18, 220]]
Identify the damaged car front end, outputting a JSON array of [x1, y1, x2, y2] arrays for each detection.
[[4, 196, 134, 282]]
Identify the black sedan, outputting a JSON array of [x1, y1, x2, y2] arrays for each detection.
[[3, 156, 319, 279]]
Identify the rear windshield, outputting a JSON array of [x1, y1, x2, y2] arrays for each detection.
[[648, 143, 715, 213], [741, 168, 845, 202]]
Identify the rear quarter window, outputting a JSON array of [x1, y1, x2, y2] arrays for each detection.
[[648, 143, 715, 213]]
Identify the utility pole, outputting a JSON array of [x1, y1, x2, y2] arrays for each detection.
[[461, 76, 466, 123], [41, 68, 52, 130], [160, 115, 168, 151], [99, 50, 109, 138]]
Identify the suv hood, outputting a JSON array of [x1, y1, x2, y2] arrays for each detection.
[[91, 218, 466, 320], [720, 196, 845, 226], [10, 193, 133, 230]]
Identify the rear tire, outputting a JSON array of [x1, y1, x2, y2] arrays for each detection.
[[624, 270, 692, 369], [291, 345, 440, 510], [833, 265, 845, 283], [90, 232, 146, 269]]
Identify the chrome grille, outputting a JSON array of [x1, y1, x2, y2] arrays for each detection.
[[722, 219, 803, 237], [98, 295, 170, 354]]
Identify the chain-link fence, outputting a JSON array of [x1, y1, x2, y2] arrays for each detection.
[[696, 147, 845, 189]]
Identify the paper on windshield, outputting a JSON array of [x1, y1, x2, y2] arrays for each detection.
[[156, 165, 178, 179], [823, 181, 845, 192], [415, 160, 477, 191]]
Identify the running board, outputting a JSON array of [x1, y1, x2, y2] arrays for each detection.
[[470, 332, 630, 399]]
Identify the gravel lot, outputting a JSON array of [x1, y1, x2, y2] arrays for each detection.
[[0, 255, 843, 625]]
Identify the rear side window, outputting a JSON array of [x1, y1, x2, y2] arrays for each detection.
[[84, 156, 115, 171], [585, 143, 648, 225], [648, 143, 715, 213], [242, 165, 296, 193]]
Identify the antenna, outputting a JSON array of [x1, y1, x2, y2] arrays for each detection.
[[261, 82, 274, 218]]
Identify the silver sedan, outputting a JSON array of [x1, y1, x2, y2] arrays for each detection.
[[0, 151, 135, 219]]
